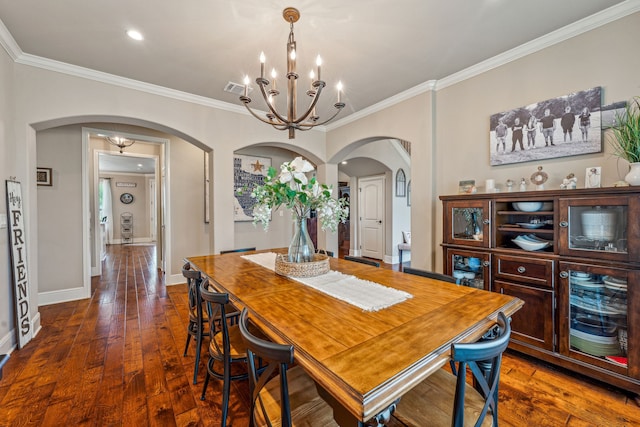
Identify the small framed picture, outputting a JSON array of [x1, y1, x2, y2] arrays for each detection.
[[36, 167, 52, 186], [458, 180, 476, 194], [585, 167, 601, 188]]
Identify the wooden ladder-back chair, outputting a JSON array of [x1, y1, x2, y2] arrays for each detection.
[[182, 262, 208, 384], [238, 308, 338, 427], [393, 312, 512, 427], [199, 280, 248, 427]]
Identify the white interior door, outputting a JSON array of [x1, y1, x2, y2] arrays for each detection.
[[149, 178, 156, 241], [359, 176, 385, 260]]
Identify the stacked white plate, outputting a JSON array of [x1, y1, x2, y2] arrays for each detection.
[[603, 276, 627, 292]]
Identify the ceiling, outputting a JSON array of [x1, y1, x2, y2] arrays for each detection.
[[99, 153, 156, 175], [0, 0, 629, 126]]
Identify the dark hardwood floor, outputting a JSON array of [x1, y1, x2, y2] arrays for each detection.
[[0, 244, 639, 426]]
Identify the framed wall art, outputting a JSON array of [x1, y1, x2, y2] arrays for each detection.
[[36, 167, 52, 186], [395, 168, 406, 197], [233, 154, 271, 221], [489, 87, 602, 166]]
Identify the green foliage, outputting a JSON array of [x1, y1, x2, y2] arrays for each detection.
[[611, 97, 640, 163]]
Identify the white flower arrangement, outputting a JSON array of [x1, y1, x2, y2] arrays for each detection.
[[239, 157, 349, 232]]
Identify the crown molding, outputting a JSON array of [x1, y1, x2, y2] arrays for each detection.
[[0, 18, 21, 60], [436, 0, 640, 91], [326, 80, 437, 131], [14, 51, 249, 115]]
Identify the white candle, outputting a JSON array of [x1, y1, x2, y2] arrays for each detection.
[[337, 81, 343, 103], [243, 75, 250, 97], [271, 68, 277, 91], [259, 52, 265, 79], [316, 55, 322, 81], [309, 70, 315, 89]]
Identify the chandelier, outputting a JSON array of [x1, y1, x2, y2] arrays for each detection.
[[106, 136, 136, 154], [240, 7, 345, 139]]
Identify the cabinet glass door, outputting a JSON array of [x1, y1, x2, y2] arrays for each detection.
[[446, 249, 490, 290], [559, 196, 638, 262], [444, 200, 490, 248], [560, 263, 629, 374]]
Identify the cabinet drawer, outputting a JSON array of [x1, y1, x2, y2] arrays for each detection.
[[494, 254, 554, 288]]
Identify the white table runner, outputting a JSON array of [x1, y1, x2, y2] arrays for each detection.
[[241, 252, 412, 312]]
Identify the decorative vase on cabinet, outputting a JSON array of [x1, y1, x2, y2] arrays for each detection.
[[625, 162, 640, 186]]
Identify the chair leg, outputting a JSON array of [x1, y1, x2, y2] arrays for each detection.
[[183, 333, 192, 357], [201, 370, 210, 401], [399, 250, 403, 270], [193, 331, 202, 384], [221, 357, 231, 427]]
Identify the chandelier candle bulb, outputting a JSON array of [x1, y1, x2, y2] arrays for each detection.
[[260, 52, 265, 79], [271, 68, 277, 91], [288, 44, 296, 75], [309, 70, 315, 89], [337, 81, 343, 103], [316, 55, 322, 81], [243, 75, 250, 97]]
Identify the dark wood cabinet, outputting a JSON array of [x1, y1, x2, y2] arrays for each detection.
[[441, 186, 640, 395], [494, 280, 555, 351]]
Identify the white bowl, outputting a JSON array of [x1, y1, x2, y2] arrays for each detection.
[[512, 237, 551, 251], [513, 202, 543, 212]]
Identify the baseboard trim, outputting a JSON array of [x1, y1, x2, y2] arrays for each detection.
[[165, 273, 186, 286], [38, 286, 90, 306]]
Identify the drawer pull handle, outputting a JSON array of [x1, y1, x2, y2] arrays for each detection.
[[517, 266, 526, 274], [482, 260, 490, 267], [482, 219, 490, 225], [559, 221, 569, 228], [559, 271, 569, 279]]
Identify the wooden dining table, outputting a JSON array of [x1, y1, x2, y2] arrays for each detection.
[[187, 249, 523, 426]]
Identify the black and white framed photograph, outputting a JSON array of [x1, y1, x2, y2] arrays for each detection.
[[233, 154, 271, 221], [490, 87, 602, 166], [36, 167, 52, 186]]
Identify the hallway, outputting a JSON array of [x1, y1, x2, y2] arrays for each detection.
[[0, 245, 639, 426]]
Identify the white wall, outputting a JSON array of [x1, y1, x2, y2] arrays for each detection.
[[36, 127, 84, 295], [0, 41, 16, 352], [102, 173, 150, 242], [340, 140, 411, 262], [326, 93, 434, 269]]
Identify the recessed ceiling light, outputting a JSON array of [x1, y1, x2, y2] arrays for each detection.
[[341, 161, 348, 165], [126, 30, 144, 41]]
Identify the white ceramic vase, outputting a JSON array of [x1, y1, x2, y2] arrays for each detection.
[[625, 162, 640, 186]]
